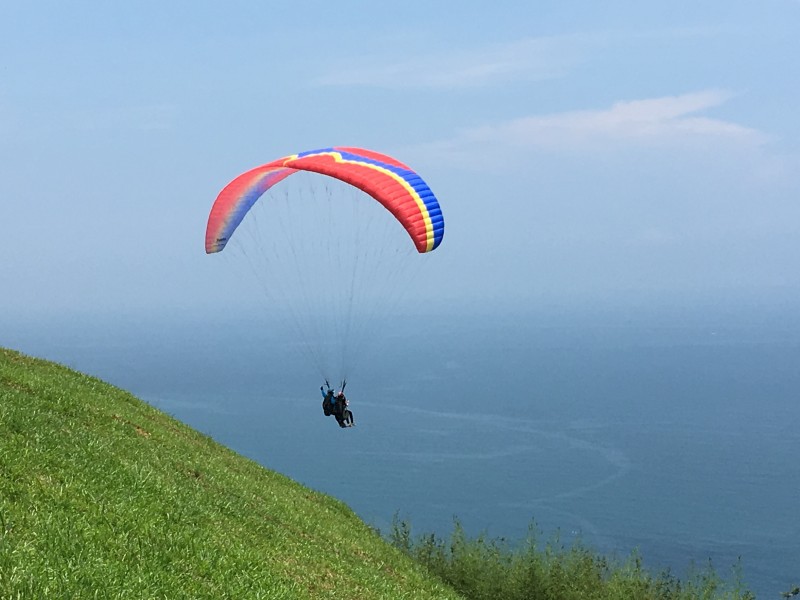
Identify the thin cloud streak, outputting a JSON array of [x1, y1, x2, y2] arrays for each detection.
[[314, 35, 585, 89], [313, 26, 734, 90], [69, 104, 177, 132]]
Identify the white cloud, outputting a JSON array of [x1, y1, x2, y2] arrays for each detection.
[[411, 90, 767, 164], [314, 36, 584, 89]]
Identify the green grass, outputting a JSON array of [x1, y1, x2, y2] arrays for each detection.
[[388, 519, 756, 600], [0, 348, 459, 599]]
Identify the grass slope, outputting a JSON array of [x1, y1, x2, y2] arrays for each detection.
[[0, 348, 459, 599]]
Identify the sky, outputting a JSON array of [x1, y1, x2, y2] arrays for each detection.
[[2, 0, 799, 322]]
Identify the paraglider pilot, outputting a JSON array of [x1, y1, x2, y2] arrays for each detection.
[[335, 390, 354, 427]]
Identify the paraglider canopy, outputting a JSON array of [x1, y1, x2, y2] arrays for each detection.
[[206, 147, 444, 255]]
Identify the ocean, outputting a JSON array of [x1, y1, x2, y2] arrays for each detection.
[[5, 306, 799, 597]]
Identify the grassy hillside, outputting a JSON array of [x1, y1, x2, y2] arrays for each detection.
[[0, 348, 459, 599]]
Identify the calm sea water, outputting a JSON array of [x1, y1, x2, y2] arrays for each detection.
[[5, 308, 799, 597]]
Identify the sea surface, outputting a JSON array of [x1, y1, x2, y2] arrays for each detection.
[[5, 307, 799, 598]]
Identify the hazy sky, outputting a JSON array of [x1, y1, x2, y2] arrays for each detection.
[[2, 1, 799, 320]]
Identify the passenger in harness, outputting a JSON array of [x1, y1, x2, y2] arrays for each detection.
[[320, 384, 335, 416]]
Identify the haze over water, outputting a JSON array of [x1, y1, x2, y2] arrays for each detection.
[[6, 304, 799, 598]]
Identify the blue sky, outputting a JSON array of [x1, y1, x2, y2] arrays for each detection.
[[2, 0, 799, 319]]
